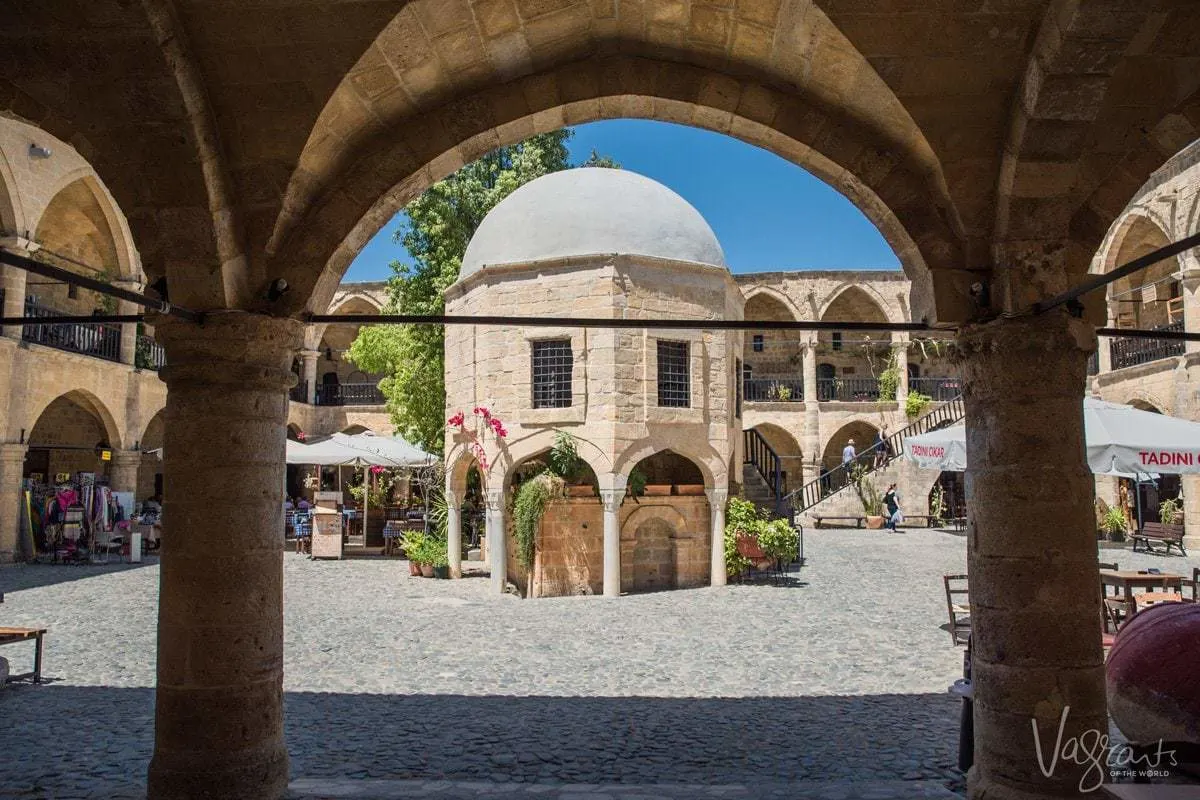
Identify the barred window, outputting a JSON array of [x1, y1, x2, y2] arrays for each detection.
[[752, 334, 764, 352], [531, 339, 573, 408], [657, 340, 690, 408], [831, 331, 843, 351]]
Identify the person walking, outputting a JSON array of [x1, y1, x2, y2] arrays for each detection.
[[883, 483, 902, 531], [874, 426, 890, 468], [841, 438, 857, 488]]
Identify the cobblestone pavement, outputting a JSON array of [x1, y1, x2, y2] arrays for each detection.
[[2, 529, 1195, 799]]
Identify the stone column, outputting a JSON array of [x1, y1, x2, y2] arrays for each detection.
[[446, 487, 462, 578], [599, 476, 627, 598], [955, 312, 1105, 800], [706, 487, 728, 586], [1181, 474, 1200, 553], [0, 443, 28, 562], [109, 450, 141, 494], [300, 349, 319, 404], [892, 335, 910, 409], [485, 487, 506, 594], [114, 279, 142, 366], [801, 337, 820, 477], [147, 312, 302, 800], [0, 237, 30, 340], [1180, 268, 1200, 354]]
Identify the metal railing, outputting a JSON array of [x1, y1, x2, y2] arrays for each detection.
[[786, 395, 965, 516], [314, 382, 385, 406], [744, 377, 804, 402], [21, 296, 121, 362], [744, 428, 785, 514], [1108, 321, 1184, 371], [816, 377, 880, 402], [289, 379, 308, 403], [908, 376, 961, 401], [135, 334, 165, 370], [1086, 352, 1099, 377]]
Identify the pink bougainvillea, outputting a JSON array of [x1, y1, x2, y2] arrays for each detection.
[[369, 464, 385, 475], [448, 406, 506, 471]]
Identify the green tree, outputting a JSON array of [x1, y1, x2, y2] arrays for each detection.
[[347, 129, 616, 452]]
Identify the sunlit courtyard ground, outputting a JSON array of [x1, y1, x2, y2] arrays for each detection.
[[2, 527, 1196, 799]]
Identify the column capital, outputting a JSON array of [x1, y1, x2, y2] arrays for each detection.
[[705, 487, 729, 507], [110, 450, 142, 467], [598, 488, 624, 513], [484, 488, 505, 512], [300, 348, 321, 360], [0, 442, 28, 464], [155, 312, 304, 392]]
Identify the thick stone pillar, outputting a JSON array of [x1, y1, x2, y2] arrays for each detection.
[[893, 335, 910, 408], [801, 338, 820, 475], [0, 443, 28, 562], [114, 281, 142, 365], [446, 487, 462, 578], [109, 450, 141, 494], [706, 487, 728, 586], [1181, 474, 1200, 553], [955, 313, 1105, 800], [300, 349, 319, 404], [147, 313, 302, 800], [0, 237, 30, 340], [485, 488, 506, 594]]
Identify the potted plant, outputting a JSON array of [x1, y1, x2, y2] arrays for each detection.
[[627, 467, 647, 501], [643, 483, 672, 496], [550, 431, 595, 496], [1102, 506, 1127, 543], [431, 548, 450, 579], [675, 483, 706, 496], [851, 466, 885, 528], [401, 530, 427, 576]]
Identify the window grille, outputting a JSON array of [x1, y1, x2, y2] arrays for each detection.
[[531, 339, 573, 408], [752, 334, 764, 352], [832, 331, 843, 351], [657, 340, 690, 408]]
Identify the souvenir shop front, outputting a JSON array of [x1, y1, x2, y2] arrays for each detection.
[[20, 445, 146, 563]]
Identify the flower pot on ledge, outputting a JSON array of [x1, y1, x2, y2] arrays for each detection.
[[566, 484, 596, 497], [643, 484, 672, 497], [675, 484, 706, 496]]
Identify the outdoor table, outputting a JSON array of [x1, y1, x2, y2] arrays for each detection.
[[1100, 569, 1184, 618]]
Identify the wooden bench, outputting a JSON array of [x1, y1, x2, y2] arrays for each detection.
[[1132, 521, 1188, 556], [812, 515, 866, 529], [0, 627, 46, 684]]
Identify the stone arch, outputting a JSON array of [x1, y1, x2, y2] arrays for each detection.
[[742, 290, 805, 384], [620, 504, 695, 594], [24, 389, 124, 482], [274, 20, 964, 318], [614, 438, 724, 490], [446, 446, 487, 496], [820, 419, 879, 473], [137, 409, 166, 500], [747, 423, 805, 492], [34, 172, 138, 278], [741, 286, 803, 321], [0, 143, 22, 236], [490, 429, 608, 493], [1127, 398, 1164, 414], [818, 284, 894, 324], [1095, 211, 1181, 330]]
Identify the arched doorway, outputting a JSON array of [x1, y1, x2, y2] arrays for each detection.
[[820, 420, 880, 492], [24, 391, 121, 485], [137, 410, 165, 502], [621, 450, 709, 594], [741, 292, 803, 402]]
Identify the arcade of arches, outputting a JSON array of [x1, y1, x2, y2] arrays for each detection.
[[4, 3, 1200, 799]]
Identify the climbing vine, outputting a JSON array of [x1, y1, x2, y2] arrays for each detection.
[[512, 472, 563, 569]]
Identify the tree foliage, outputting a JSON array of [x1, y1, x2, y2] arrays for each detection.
[[347, 130, 616, 451]]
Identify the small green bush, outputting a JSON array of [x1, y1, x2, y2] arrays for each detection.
[[905, 391, 932, 420], [723, 497, 798, 575]]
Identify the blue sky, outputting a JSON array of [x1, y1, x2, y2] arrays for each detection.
[[343, 119, 900, 282]]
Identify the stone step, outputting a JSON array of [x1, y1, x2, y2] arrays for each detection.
[[289, 778, 965, 799]]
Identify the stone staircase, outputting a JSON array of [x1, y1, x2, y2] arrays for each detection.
[[741, 463, 778, 514]]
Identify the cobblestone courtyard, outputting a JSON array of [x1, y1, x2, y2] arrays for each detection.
[[3, 528, 1195, 799]]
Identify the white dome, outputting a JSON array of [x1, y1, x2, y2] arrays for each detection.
[[459, 168, 726, 277]]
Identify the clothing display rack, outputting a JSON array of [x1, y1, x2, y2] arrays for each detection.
[[22, 472, 125, 564]]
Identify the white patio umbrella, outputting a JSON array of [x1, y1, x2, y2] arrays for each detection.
[[904, 398, 1200, 476], [329, 430, 436, 468]]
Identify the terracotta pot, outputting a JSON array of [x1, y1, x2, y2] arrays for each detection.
[[420, 563, 434, 578], [643, 485, 672, 496], [566, 484, 596, 497], [675, 484, 706, 496], [408, 561, 421, 576], [865, 516, 885, 529]]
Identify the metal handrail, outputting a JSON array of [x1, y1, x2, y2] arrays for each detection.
[[314, 382, 385, 406], [744, 428, 785, 515], [22, 296, 121, 362], [785, 395, 965, 516], [744, 377, 804, 402], [1109, 321, 1184, 371]]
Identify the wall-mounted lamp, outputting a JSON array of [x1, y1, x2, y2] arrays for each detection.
[[28, 143, 51, 159], [266, 277, 290, 302]]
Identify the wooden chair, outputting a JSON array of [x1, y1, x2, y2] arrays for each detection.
[[943, 574, 970, 645], [1098, 561, 1129, 632]]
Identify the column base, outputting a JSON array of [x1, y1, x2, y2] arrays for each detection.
[[967, 769, 1085, 800], [148, 743, 289, 800]]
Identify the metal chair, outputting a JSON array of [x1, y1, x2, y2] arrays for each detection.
[[943, 574, 970, 645], [736, 534, 779, 584]]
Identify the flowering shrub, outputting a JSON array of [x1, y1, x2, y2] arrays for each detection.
[[447, 406, 507, 471]]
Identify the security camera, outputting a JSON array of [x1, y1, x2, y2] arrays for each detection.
[[28, 143, 51, 159]]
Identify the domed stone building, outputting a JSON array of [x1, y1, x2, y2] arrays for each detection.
[[443, 168, 744, 597]]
